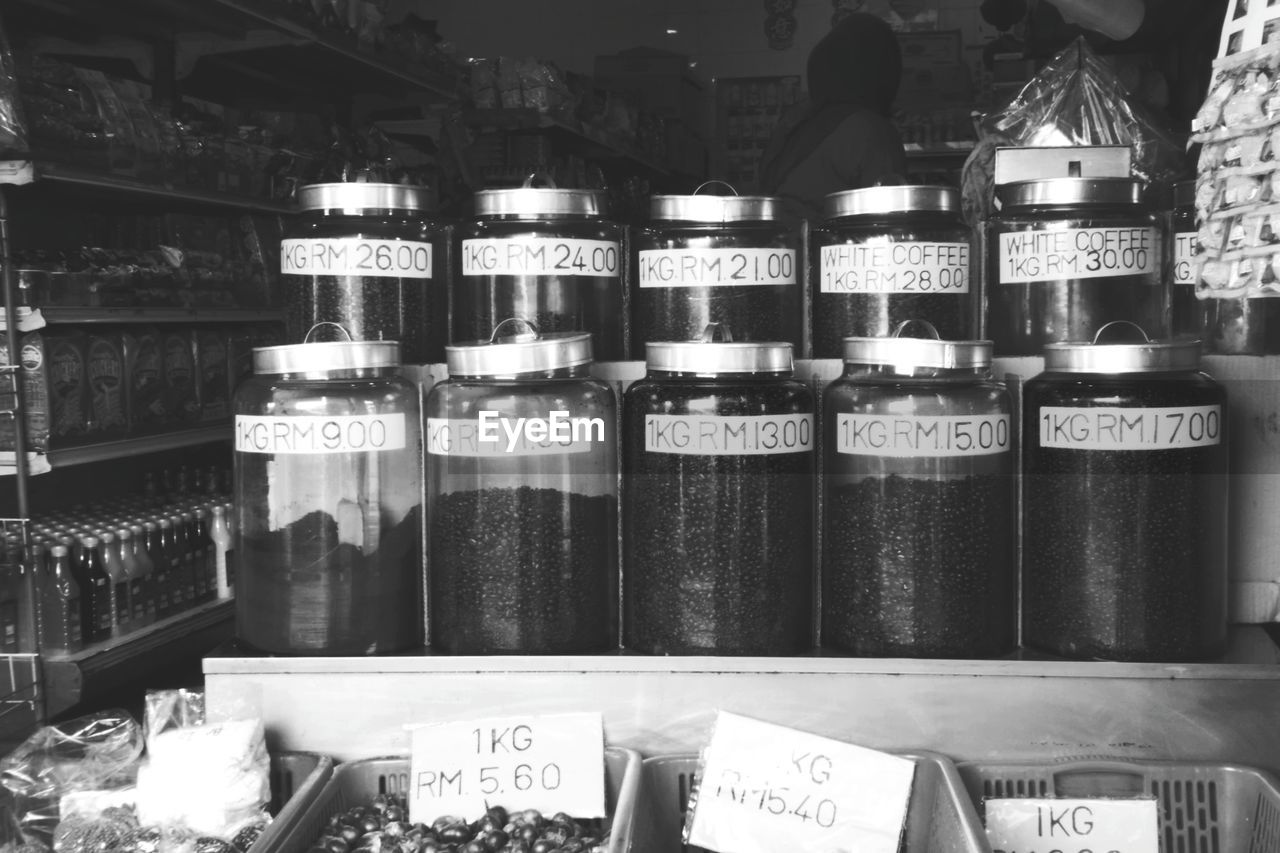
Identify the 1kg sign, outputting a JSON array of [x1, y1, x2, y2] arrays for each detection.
[[984, 798, 1158, 853], [408, 712, 606, 822]]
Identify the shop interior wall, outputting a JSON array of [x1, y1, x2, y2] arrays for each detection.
[[409, 0, 995, 84]]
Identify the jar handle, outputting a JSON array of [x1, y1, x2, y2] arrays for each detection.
[[692, 180, 739, 197], [699, 323, 735, 343], [891, 319, 942, 341], [489, 317, 541, 344], [303, 322, 354, 344], [522, 173, 558, 189], [1091, 321, 1152, 345]]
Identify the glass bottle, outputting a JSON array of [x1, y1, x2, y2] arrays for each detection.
[[77, 536, 112, 643]]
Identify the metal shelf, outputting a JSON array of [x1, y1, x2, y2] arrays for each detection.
[[47, 599, 234, 717], [0, 160, 293, 213], [0, 307, 282, 332], [0, 425, 231, 476]]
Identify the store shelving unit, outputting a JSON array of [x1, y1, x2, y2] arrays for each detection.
[[0, 426, 233, 476], [460, 109, 672, 177]]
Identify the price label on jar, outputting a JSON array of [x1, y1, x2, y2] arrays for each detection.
[[819, 241, 969, 293], [426, 413, 603, 456], [644, 414, 813, 455], [998, 227, 1158, 283], [984, 798, 1158, 853], [637, 248, 797, 287], [461, 238, 621, 277], [1174, 230, 1197, 285], [836, 414, 1010, 457], [280, 238, 433, 278], [686, 712, 914, 853], [235, 414, 407, 454], [407, 712, 606, 822], [1038, 405, 1222, 451]]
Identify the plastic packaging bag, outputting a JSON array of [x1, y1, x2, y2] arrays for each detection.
[[0, 711, 144, 849], [0, 11, 28, 156], [961, 37, 1185, 226]]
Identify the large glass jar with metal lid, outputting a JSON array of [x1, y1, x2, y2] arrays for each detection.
[[811, 185, 974, 358], [633, 185, 802, 351], [1022, 323, 1228, 662], [822, 321, 1014, 658], [1169, 179, 1207, 340], [988, 177, 1166, 355], [282, 182, 451, 364], [233, 339, 422, 655], [453, 177, 626, 360], [426, 319, 617, 654], [623, 324, 814, 655]]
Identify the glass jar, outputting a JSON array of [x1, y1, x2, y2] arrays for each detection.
[[811, 185, 974, 358], [282, 182, 450, 364], [453, 178, 626, 360], [233, 340, 422, 655], [822, 322, 1014, 657], [988, 177, 1166, 355], [623, 324, 814, 655], [425, 320, 618, 653], [1022, 324, 1228, 661], [1169, 179, 1207, 340], [633, 188, 801, 351]]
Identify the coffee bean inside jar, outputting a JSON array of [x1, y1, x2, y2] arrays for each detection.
[[811, 185, 975, 358], [281, 182, 450, 364]]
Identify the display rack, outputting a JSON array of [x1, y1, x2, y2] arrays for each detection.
[[0, 426, 234, 477]]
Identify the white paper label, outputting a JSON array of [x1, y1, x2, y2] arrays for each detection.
[[644, 414, 813, 455], [687, 712, 914, 853], [637, 248, 796, 287], [998, 227, 1158, 283], [984, 798, 1159, 853], [836, 414, 1010, 457], [235, 414, 406, 454], [1174, 230, 1197, 285], [819, 241, 970, 293], [1039, 405, 1222, 450], [280, 238, 433, 277], [408, 712, 606, 822], [461, 238, 621, 277], [426, 414, 603, 456]]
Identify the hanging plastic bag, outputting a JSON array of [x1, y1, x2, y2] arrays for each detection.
[[961, 37, 1184, 226], [0, 10, 29, 156]]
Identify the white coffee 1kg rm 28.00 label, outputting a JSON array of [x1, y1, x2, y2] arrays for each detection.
[[235, 414, 407, 454], [836, 414, 1010, 457], [1174, 230, 1197, 285], [1039, 405, 1222, 450], [637, 248, 796, 287], [461, 238, 621, 277], [998, 227, 1157, 283], [819, 241, 969, 293], [280, 238, 433, 277]]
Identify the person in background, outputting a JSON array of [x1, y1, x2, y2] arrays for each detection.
[[757, 12, 907, 221]]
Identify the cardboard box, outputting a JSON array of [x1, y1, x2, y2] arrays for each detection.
[[122, 325, 166, 430], [86, 331, 128, 437]]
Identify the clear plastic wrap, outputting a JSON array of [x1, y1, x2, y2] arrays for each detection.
[[961, 37, 1184, 226], [0, 11, 27, 156]]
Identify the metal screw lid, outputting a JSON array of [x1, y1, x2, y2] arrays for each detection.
[[296, 182, 429, 213], [254, 323, 402, 374], [446, 318, 593, 376], [651, 181, 781, 223], [842, 320, 992, 370], [1043, 322, 1202, 373], [474, 173, 607, 218], [824, 185, 958, 219], [646, 323, 793, 375], [998, 177, 1145, 209]]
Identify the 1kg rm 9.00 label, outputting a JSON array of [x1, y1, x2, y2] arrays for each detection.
[[1039, 405, 1221, 450], [280, 238, 433, 278], [461, 238, 621, 277]]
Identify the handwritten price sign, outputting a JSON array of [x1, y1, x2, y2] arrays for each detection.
[[985, 798, 1158, 853], [686, 712, 915, 853], [408, 712, 606, 822]]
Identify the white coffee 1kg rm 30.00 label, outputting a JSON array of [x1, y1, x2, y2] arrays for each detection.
[[280, 239, 433, 277], [998, 227, 1157, 283]]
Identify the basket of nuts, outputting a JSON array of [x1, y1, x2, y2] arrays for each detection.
[[273, 748, 640, 853]]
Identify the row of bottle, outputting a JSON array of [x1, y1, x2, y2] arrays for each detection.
[[30, 498, 235, 654]]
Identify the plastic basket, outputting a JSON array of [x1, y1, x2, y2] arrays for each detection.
[[251, 751, 335, 853], [956, 759, 1280, 853], [633, 751, 988, 853], [272, 747, 641, 853]]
